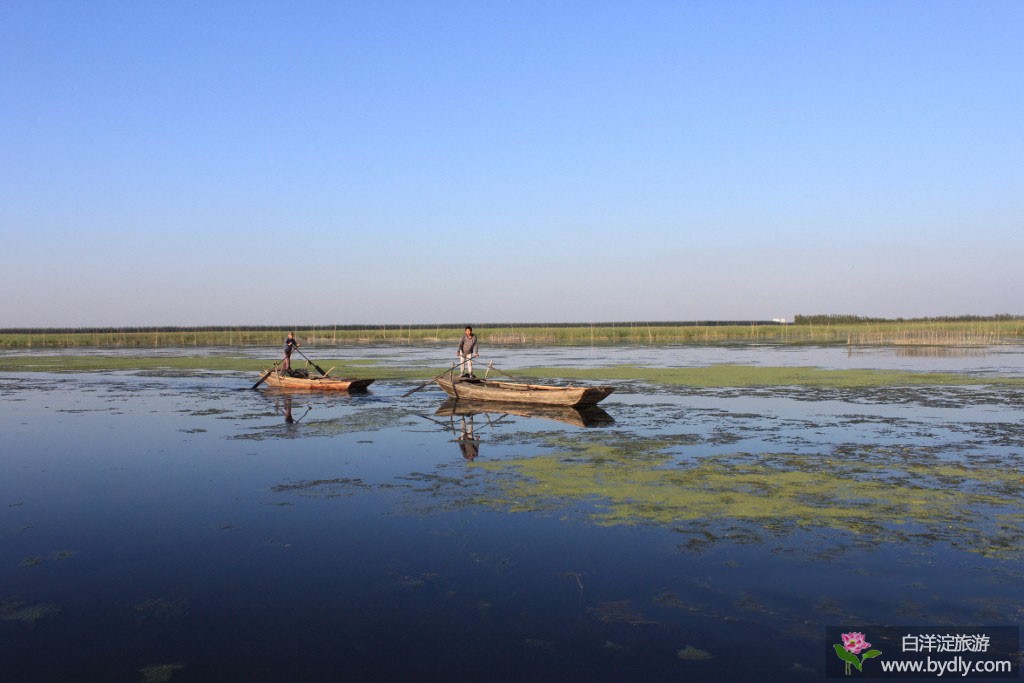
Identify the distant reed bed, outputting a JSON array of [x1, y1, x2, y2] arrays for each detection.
[[2, 319, 1023, 348]]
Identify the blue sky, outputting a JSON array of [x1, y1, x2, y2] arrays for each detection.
[[3, 1, 1021, 326]]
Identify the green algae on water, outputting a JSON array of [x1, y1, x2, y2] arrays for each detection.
[[270, 477, 370, 498], [234, 406, 415, 441], [133, 598, 189, 625], [139, 662, 185, 683], [589, 600, 658, 626], [4, 355, 1024, 388], [0, 598, 60, 623], [677, 645, 714, 661], [470, 434, 1024, 558]]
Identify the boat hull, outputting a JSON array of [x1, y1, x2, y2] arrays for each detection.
[[261, 372, 374, 392], [434, 377, 614, 407]]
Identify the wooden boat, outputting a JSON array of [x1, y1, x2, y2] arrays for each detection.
[[260, 370, 374, 392], [434, 376, 614, 407], [435, 399, 614, 428]]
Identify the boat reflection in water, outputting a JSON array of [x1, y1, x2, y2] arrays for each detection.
[[435, 399, 614, 429], [428, 399, 613, 460]]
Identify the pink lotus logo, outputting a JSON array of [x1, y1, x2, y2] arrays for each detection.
[[833, 631, 882, 675]]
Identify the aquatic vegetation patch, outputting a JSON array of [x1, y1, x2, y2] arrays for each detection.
[[15, 548, 76, 565], [952, 421, 1024, 449], [6, 355, 1024, 393], [677, 645, 713, 661], [588, 600, 658, 626], [234, 407, 414, 441], [184, 408, 230, 416], [308, 407, 416, 434], [538, 431, 700, 461], [522, 638, 556, 650], [397, 471, 475, 493], [0, 597, 60, 623], [133, 598, 189, 625], [139, 662, 186, 683], [653, 591, 691, 611], [652, 590, 738, 624], [470, 434, 1024, 557], [388, 574, 428, 590], [683, 383, 1024, 410], [271, 477, 370, 498], [603, 640, 630, 653]]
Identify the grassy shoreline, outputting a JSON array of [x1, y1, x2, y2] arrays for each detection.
[[2, 319, 1023, 348]]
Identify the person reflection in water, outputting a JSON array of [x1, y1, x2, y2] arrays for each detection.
[[456, 415, 480, 460], [279, 395, 310, 426]]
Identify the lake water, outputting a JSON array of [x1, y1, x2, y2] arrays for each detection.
[[2, 345, 1023, 681]]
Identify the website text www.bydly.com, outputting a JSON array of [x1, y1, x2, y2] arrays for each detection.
[[826, 626, 1019, 679]]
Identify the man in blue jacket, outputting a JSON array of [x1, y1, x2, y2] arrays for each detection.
[[283, 332, 300, 372]]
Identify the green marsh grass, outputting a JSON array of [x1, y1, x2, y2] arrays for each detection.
[[3, 319, 1023, 349]]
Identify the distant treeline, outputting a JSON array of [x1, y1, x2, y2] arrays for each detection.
[[7, 316, 1024, 335], [794, 314, 1021, 325], [1, 321, 784, 335]]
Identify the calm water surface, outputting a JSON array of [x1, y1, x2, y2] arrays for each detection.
[[2, 346, 1022, 682]]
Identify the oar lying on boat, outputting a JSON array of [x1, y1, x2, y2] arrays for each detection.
[[402, 364, 459, 398], [484, 360, 523, 381], [296, 349, 329, 376], [252, 359, 283, 390]]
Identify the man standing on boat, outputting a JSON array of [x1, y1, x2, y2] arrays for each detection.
[[282, 332, 300, 372], [457, 326, 479, 378]]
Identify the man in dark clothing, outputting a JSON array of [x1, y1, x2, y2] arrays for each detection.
[[283, 332, 300, 372], [457, 326, 479, 378]]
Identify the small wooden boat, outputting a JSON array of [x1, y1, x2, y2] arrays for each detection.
[[434, 376, 614, 407], [260, 369, 374, 392], [435, 399, 614, 428]]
